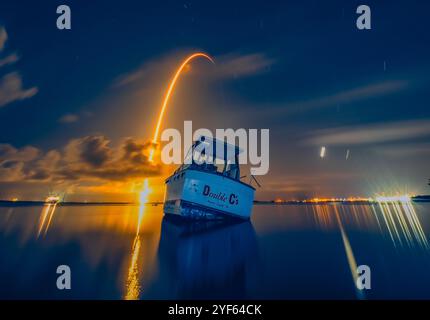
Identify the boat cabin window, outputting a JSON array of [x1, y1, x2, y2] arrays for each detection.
[[179, 139, 241, 181]]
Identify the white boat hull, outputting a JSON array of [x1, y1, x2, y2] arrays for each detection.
[[164, 169, 255, 220]]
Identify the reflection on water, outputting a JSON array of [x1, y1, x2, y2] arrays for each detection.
[[310, 202, 429, 299], [124, 235, 142, 300], [37, 203, 58, 237], [310, 202, 429, 250], [0, 202, 429, 299], [157, 217, 258, 299], [376, 200, 429, 249], [310, 205, 366, 299], [124, 179, 151, 300], [334, 207, 364, 300]]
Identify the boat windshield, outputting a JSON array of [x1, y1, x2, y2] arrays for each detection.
[[178, 136, 241, 180]]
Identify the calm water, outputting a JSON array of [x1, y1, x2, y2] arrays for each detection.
[[0, 202, 429, 299]]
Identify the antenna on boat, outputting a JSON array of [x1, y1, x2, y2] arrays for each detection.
[[249, 175, 262, 188]]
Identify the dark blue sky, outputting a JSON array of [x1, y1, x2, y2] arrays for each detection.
[[0, 0, 429, 200]]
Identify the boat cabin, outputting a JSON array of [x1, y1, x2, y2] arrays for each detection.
[[172, 136, 242, 181]]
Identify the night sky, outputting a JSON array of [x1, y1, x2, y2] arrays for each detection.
[[0, 0, 429, 201]]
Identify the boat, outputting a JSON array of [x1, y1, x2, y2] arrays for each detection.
[[163, 136, 255, 220]]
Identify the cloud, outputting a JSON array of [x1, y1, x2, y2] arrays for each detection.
[[113, 51, 274, 88], [0, 27, 38, 107], [204, 52, 275, 79], [276, 80, 408, 115], [104, 51, 275, 135], [0, 53, 19, 67], [25, 150, 61, 180], [0, 27, 7, 51], [0, 72, 38, 107], [0, 135, 161, 183], [58, 113, 79, 123], [113, 52, 186, 88], [121, 137, 153, 166], [58, 111, 93, 123], [0, 144, 40, 181], [59, 135, 161, 181], [0, 143, 39, 161], [260, 171, 360, 199], [305, 119, 430, 146], [64, 135, 113, 168], [373, 143, 430, 157], [114, 66, 148, 88]]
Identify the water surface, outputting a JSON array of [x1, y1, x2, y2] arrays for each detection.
[[0, 202, 429, 299]]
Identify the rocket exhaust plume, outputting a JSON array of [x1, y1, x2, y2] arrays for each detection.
[[149, 52, 214, 161]]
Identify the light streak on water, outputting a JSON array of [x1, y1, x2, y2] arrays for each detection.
[[375, 196, 429, 249], [37, 203, 58, 238], [124, 179, 152, 300], [124, 235, 142, 300], [44, 203, 57, 235], [310, 199, 430, 299], [369, 205, 383, 233], [312, 205, 365, 299], [333, 206, 365, 300], [137, 179, 151, 234], [311, 197, 429, 251]]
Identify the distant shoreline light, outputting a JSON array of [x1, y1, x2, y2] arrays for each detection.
[[374, 194, 412, 203]]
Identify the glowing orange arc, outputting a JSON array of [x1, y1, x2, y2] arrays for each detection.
[[149, 52, 214, 161]]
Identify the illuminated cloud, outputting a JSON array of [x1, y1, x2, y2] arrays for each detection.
[[373, 143, 430, 157], [0, 144, 39, 161], [58, 111, 93, 124], [58, 113, 79, 123], [0, 27, 7, 51], [64, 135, 113, 168], [306, 119, 430, 146], [0, 72, 38, 107], [275, 80, 408, 115], [0, 135, 161, 183], [0, 27, 38, 107], [0, 144, 40, 181], [261, 172, 360, 199], [204, 52, 275, 79], [0, 53, 19, 68], [113, 52, 187, 88], [114, 51, 274, 88]]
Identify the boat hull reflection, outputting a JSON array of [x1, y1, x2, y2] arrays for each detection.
[[157, 216, 259, 299]]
